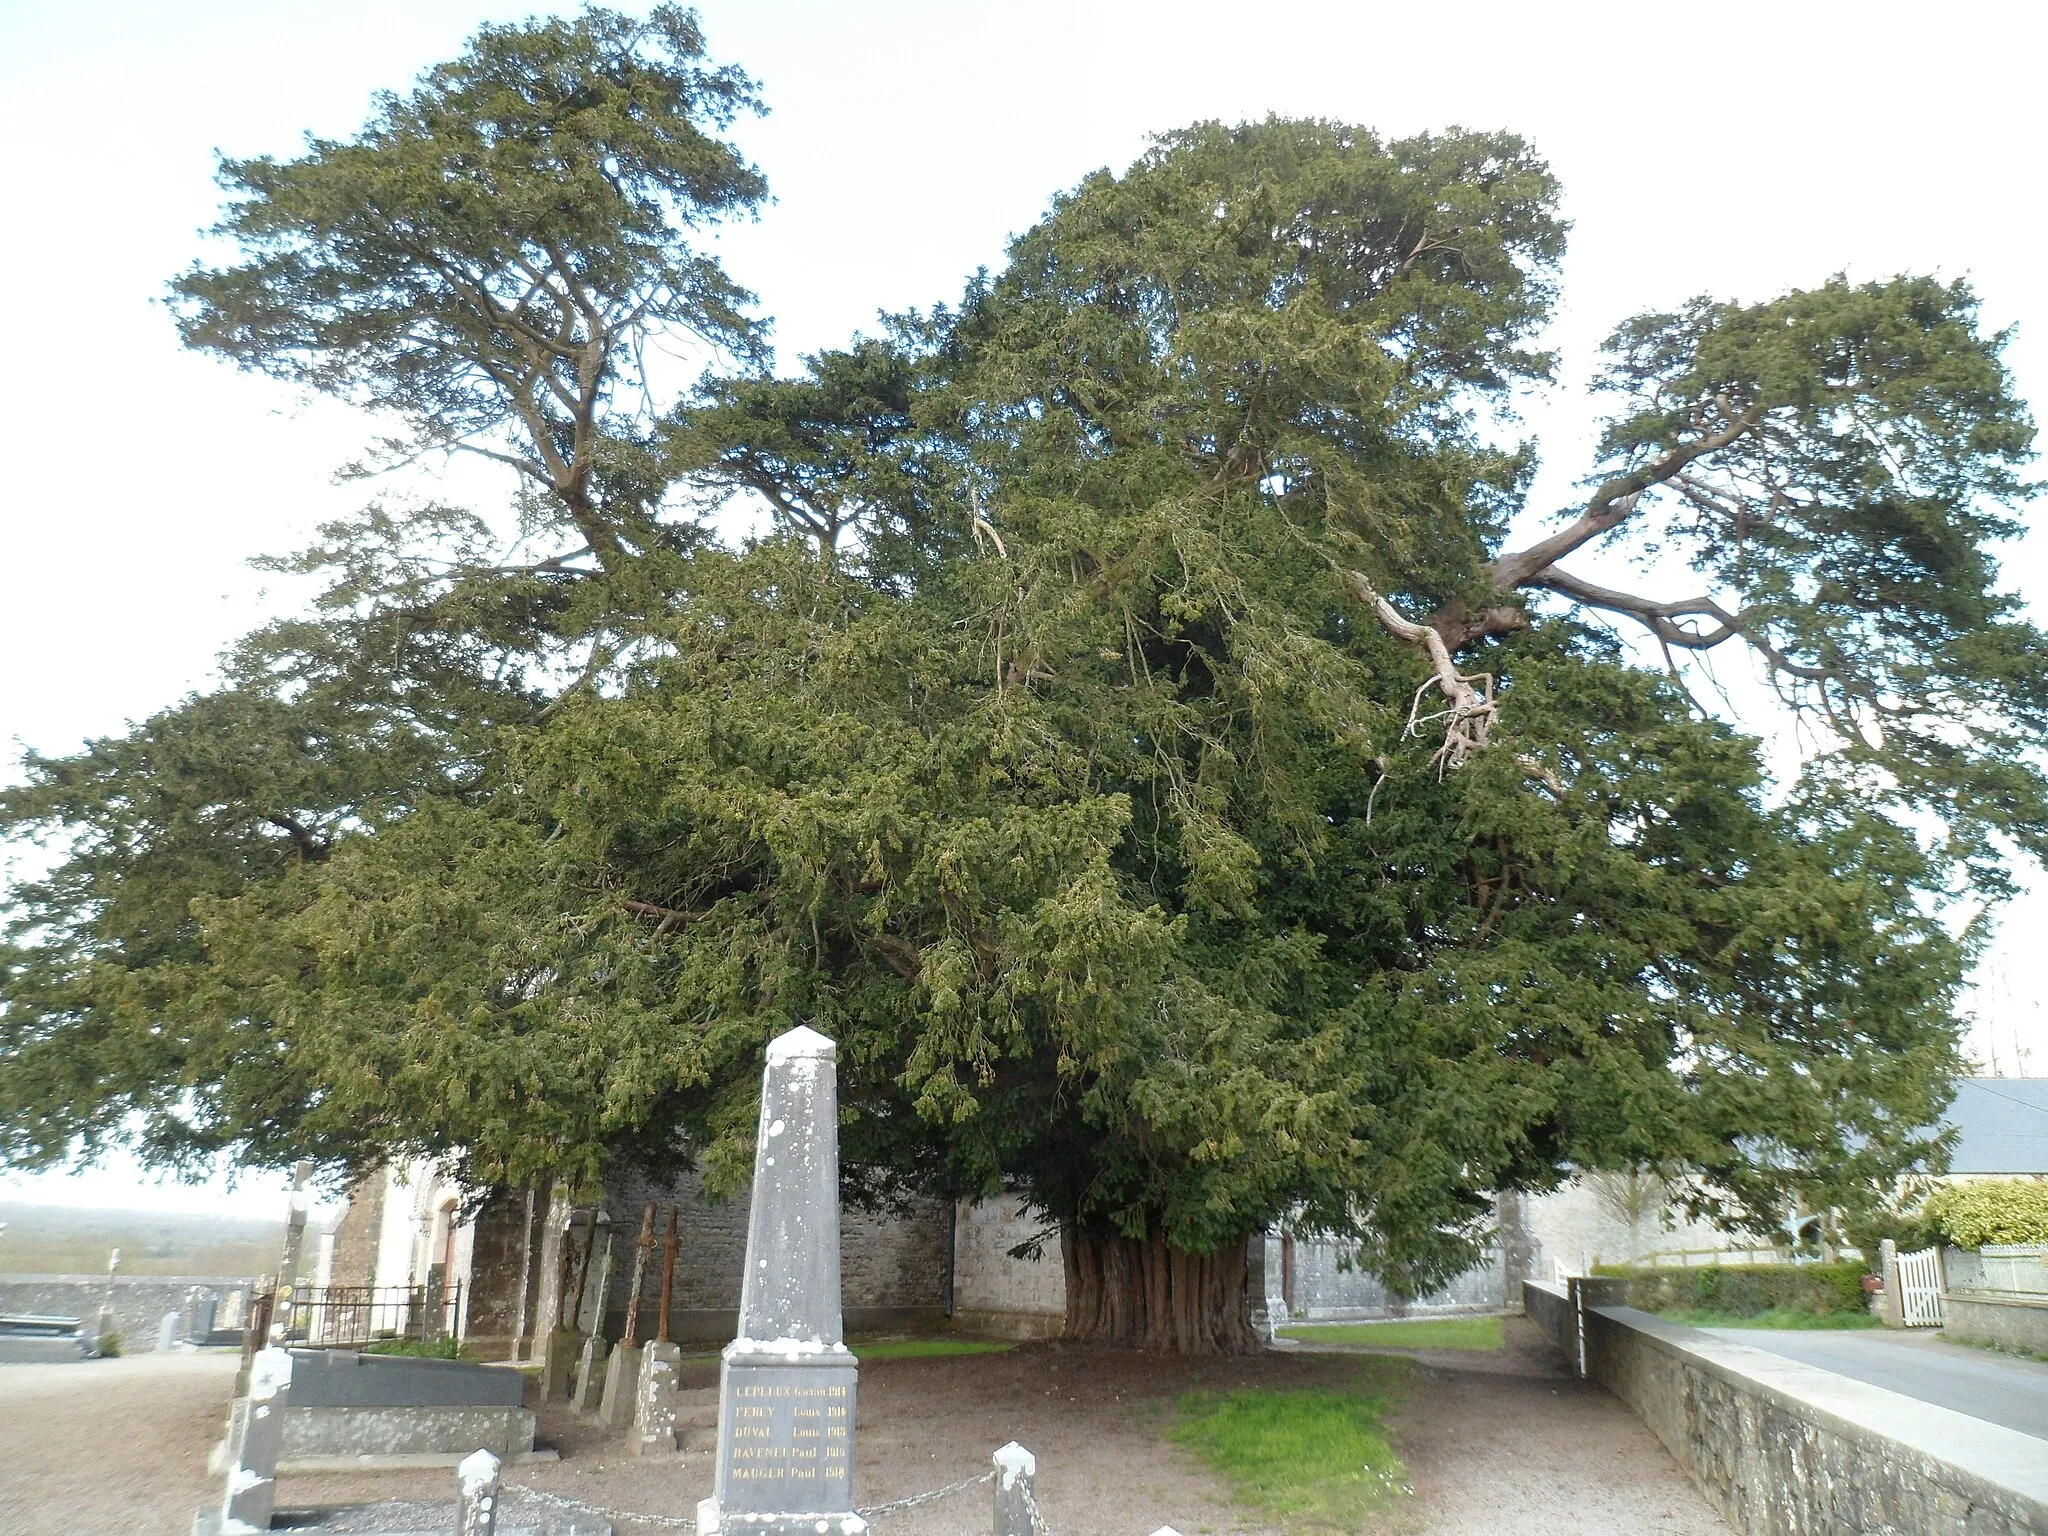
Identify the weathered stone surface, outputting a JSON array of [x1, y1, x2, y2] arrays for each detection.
[[212, 1345, 291, 1534], [572, 1332, 609, 1414], [631, 1341, 682, 1455], [698, 1026, 867, 1536], [597, 1339, 640, 1427], [1944, 1289, 2048, 1354], [0, 1274, 251, 1351], [1525, 1283, 2048, 1536], [280, 1403, 538, 1463]]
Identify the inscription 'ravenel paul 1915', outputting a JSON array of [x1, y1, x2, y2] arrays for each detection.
[[697, 1026, 866, 1536]]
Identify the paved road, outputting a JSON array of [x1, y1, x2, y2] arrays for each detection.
[[1709, 1327, 2048, 1441]]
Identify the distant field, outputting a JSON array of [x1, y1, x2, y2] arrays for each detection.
[[1281, 1315, 1504, 1351], [0, 1203, 296, 1276]]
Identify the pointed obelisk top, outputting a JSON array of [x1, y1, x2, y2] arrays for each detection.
[[765, 1024, 837, 1064]]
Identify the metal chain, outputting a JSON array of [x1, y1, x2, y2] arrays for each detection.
[[1019, 1477, 1055, 1536], [506, 1466, 996, 1529], [506, 1482, 696, 1529], [858, 1467, 993, 1517]]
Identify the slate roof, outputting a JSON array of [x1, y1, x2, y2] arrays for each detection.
[[1942, 1078, 2048, 1174]]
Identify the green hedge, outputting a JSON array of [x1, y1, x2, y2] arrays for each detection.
[[1590, 1263, 1867, 1317], [1924, 1180, 2048, 1247]]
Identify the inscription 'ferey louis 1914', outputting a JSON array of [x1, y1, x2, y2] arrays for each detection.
[[697, 1026, 866, 1536]]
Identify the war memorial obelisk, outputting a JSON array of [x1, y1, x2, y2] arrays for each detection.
[[697, 1026, 866, 1536]]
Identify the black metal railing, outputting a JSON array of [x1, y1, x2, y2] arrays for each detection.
[[268, 1281, 465, 1348]]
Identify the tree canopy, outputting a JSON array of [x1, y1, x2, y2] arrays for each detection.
[[4, 8, 2039, 1348]]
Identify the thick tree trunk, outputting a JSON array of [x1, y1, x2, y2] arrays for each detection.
[[1061, 1225, 1261, 1354]]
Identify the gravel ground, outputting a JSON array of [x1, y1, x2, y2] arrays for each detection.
[[0, 1318, 1725, 1536]]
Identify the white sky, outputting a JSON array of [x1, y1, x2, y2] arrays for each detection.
[[2, 0, 2044, 1216]]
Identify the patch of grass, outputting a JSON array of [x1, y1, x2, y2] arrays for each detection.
[[1661, 1307, 1881, 1330], [1170, 1360, 1411, 1532], [850, 1337, 1015, 1361], [1282, 1314, 1503, 1351], [361, 1336, 472, 1358], [1944, 1332, 2048, 1363]]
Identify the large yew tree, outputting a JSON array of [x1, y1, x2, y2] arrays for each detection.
[[5, 7, 2042, 1352]]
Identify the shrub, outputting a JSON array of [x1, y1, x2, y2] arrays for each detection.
[[94, 1332, 122, 1358], [1924, 1180, 2048, 1247], [1606, 1263, 1867, 1317]]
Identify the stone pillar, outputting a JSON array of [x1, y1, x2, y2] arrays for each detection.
[[157, 1310, 179, 1353], [993, 1441, 1037, 1536], [631, 1339, 683, 1455], [572, 1227, 617, 1414], [531, 1181, 572, 1378], [424, 1264, 447, 1346], [572, 1329, 611, 1415], [599, 1340, 642, 1427], [211, 1346, 292, 1532], [1879, 1238, 1905, 1328], [457, 1447, 503, 1536], [510, 1188, 537, 1364], [697, 1026, 866, 1536]]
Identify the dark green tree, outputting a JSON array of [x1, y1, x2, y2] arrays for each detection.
[[5, 25, 2039, 1352]]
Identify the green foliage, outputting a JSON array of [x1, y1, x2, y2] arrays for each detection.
[[1279, 1316, 1502, 1350], [1844, 1202, 1946, 1258], [94, 1332, 122, 1357], [2, 9, 2037, 1317], [1660, 1307, 1879, 1330], [1171, 1364, 1411, 1530], [1610, 1263, 1868, 1317], [1923, 1180, 2048, 1246]]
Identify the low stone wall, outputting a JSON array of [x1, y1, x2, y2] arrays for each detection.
[[1944, 1290, 2048, 1355], [0, 1274, 253, 1349], [1520, 1281, 2048, 1534]]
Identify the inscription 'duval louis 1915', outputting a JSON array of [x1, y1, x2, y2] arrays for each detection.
[[696, 1026, 866, 1536]]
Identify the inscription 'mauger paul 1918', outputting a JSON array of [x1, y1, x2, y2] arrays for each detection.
[[697, 1026, 865, 1536]]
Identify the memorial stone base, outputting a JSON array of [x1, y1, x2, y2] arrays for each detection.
[[695, 1350, 866, 1536]]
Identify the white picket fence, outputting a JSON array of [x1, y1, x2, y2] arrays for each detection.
[[1897, 1245, 1945, 1327]]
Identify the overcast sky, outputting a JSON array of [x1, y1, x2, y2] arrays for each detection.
[[3, 0, 2044, 1216]]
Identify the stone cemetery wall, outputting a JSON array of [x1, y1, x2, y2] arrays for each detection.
[[1580, 1297, 2048, 1535], [1279, 1237, 1507, 1320], [482, 1167, 951, 1345], [951, 1198, 1066, 1337], [0, 1273, 253, 1347]]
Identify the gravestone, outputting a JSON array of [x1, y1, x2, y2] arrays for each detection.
[[696, 1026, 865, 1536], [630, 1340, 683, 1455], [193, 1346, 291, 1535], [184, 1286, 219, 1345], [158, 1310, 181, 1353]]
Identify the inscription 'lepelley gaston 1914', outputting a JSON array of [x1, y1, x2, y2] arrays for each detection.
[[697, 1026, 865, 1536]]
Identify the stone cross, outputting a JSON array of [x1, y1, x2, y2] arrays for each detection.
[[456, 1447, 503, 1536], [696, 1026, 865, 1536], [992, 1442, 1037, 1536]]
